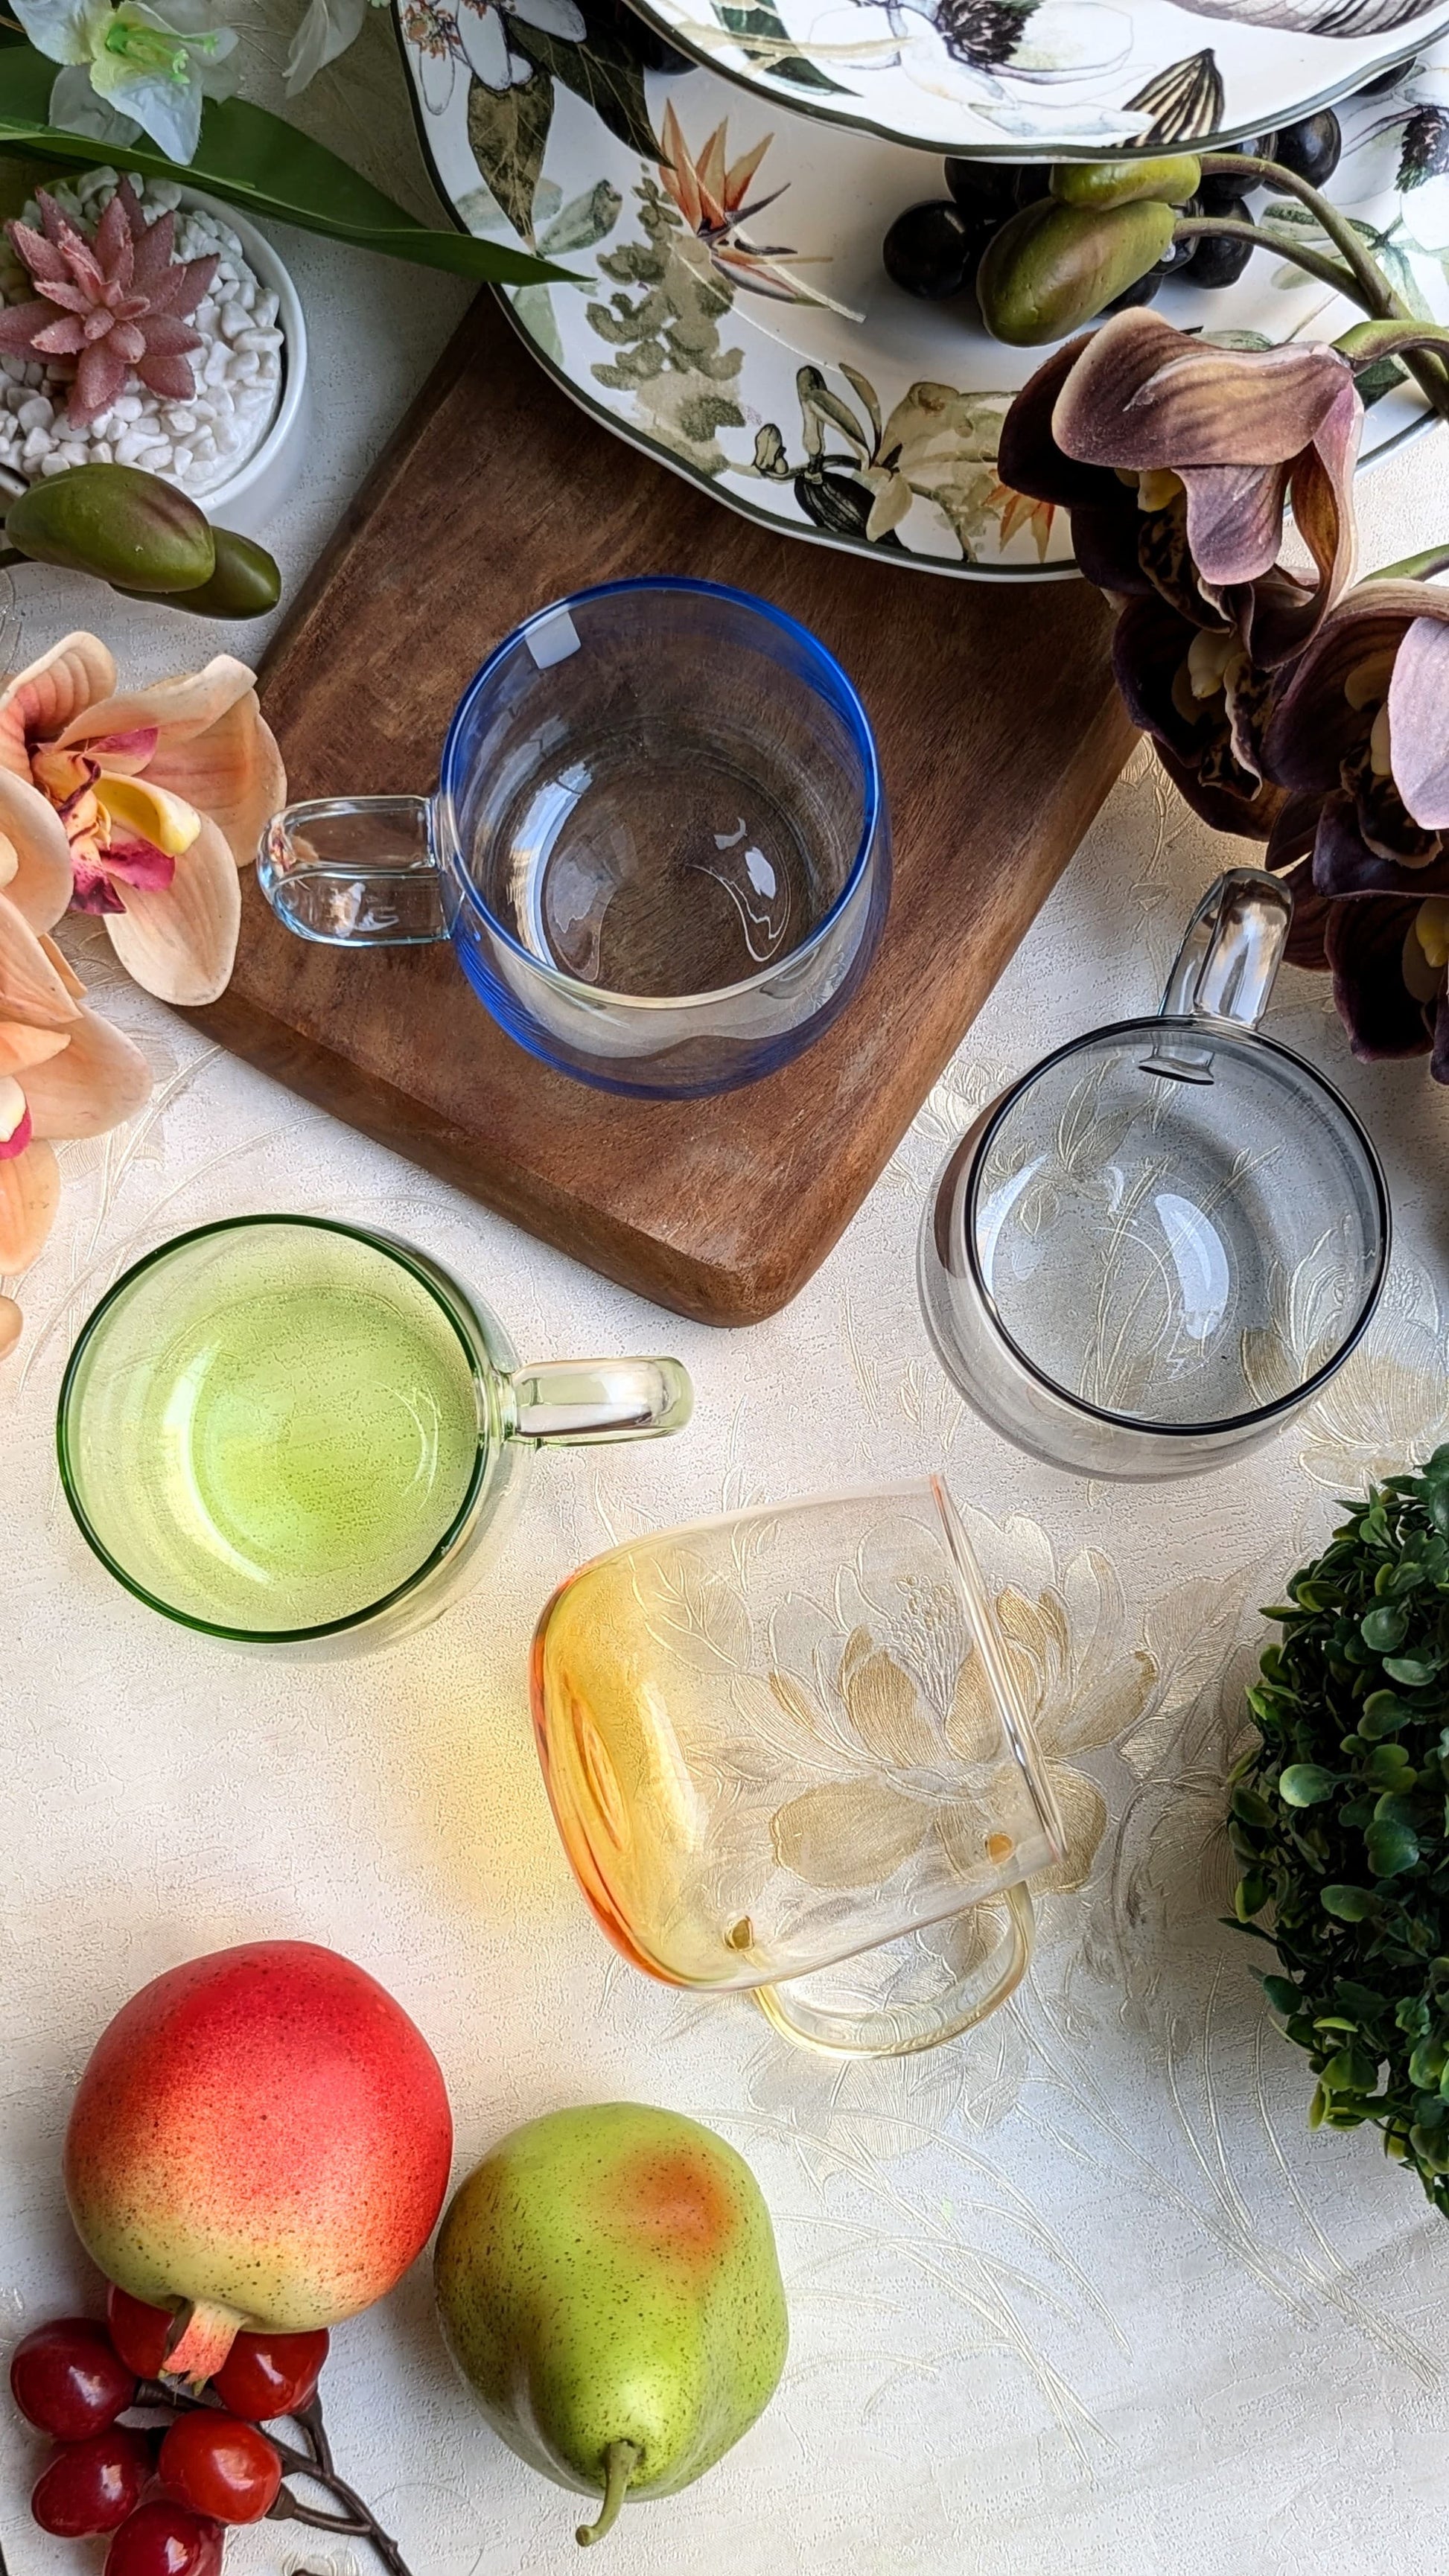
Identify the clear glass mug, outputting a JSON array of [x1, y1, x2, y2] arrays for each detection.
[[57, 1215, 692, 1656], [530, 1480, 1066, 2058], [258, 577, 890, 1100], [919, 869, 1390, 1480]]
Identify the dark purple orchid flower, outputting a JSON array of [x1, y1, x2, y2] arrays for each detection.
[[1261, 581, 1449, 1076], [1111, 592, 1285, 838], [997, 311, 1362, 666]]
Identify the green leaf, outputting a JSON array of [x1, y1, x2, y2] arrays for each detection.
[[0, 37, 573, 286], [1366, 1818, 1421, 1877], [1232, 1784, 1276, 1828], [1278, 1763, 1337, 1807], [1262, 1974, 1299, 2015], [1362, 1604, 1410, 1652], [1360, 1693, 1413, 1738], [1235, 1871, 1268, 1920], [1321, 2044, 1380, 2093], [1322, 1884, 1379, 1919], [466, 67, 555, 246], [513, 15, 662, 161], [1409, 2038, 1447, 2088], [1383, 1653, 1444, 1688]]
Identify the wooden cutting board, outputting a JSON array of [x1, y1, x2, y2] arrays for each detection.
[[183, 291, 1135, 1326]]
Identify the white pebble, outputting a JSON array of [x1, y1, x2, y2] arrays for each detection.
[[0, 170, 284, 503]]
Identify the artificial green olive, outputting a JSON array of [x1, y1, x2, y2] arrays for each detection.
[[4, 465, 215, 593], [976, 197, 1178, 344], [173, 526, 282, 619], [1050, 154, 1202, 208]]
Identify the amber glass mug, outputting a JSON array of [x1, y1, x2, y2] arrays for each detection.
[[531, 1480, 1065, 2057]]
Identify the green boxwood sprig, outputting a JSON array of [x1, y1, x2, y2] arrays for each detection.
[[1232, 1446, 1449, 2206]]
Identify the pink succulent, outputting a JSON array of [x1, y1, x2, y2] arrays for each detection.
[[0, 179, 217, 430]]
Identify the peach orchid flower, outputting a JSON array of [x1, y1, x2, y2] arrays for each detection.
[[0, 886, 152, 1351], [0, 631, 285, 1007]]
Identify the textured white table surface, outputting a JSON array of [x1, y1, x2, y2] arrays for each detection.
[[6, 33, 1449, 2572]]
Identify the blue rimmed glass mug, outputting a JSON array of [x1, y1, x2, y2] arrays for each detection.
[[258, 576, 891, 1100]]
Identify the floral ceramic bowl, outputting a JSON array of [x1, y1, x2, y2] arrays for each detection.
[[566, 0, 1449, 159], [404, 0, 1449, 159], [397, 10, 1449, 582]]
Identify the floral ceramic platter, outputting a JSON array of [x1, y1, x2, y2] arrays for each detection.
[[406, 0, 1449, 160], [397, 7, 1449, 580]]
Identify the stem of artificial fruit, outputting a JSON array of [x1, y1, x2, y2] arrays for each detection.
[[1171, 214, 1358, 299], [1368, 539, 1449, 579], [128, 2378, 418, 2576], [1201, 149, 1449, 416], [576, 2440, 640, 2548], [1200, 151, 1398, 315]]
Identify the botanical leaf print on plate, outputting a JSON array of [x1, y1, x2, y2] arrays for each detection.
[[396, 11, 1449, 578]]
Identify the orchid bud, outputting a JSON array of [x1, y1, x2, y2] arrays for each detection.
[[976, 199, 1177, 345], [3, 464, 215, 595], [1051, 155, 1201, 208], [176, 528, 282, 620]]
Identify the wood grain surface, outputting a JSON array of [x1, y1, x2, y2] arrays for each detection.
[[182, 291, 1136, 1325]]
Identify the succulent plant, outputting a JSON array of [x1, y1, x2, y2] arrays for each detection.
[[1232, 1450, 1449, 2210], [0, 179, 218, 429]]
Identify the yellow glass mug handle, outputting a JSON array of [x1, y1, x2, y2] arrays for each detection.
[[752, 1881, 1036, 2060]]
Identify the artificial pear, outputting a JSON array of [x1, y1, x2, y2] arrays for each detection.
[[434, 2101, 789, 2546]]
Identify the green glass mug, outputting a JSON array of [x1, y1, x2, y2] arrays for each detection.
[[57, 1215, 692, 1655]]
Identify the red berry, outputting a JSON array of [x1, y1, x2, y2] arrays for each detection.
[[106, 2501, 223, 2576], [31, 2429, 153, 2537], [10, 2319, 137, 2439], [106, 2288, 177, 2382], [159, 2413, 281, 2525], [211, 2327, 328, 2421]]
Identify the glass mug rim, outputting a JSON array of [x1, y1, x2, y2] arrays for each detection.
[[57, 1213, 494, 1647], [961, 1012, 1392, 1444], [433, 573, 885, 1018], [529, 1471, 1068, 1983]]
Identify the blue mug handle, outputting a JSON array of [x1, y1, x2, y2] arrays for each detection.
[[258, 795, 450, 946]]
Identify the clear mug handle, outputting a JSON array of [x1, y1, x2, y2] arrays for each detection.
[[753, 1880, 1035, 2059], [1142, 866, 1293, 1085], [507, 1359, 694, 1447], [258, 796, 449, 947]]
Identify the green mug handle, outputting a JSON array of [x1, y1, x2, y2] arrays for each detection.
[[751, 1880, 1035, 2060]]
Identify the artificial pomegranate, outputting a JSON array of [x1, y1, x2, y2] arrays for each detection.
[[65, 1941, 453, 2382]]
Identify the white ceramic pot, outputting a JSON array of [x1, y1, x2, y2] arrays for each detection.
[[171, 186, 308, 538]]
